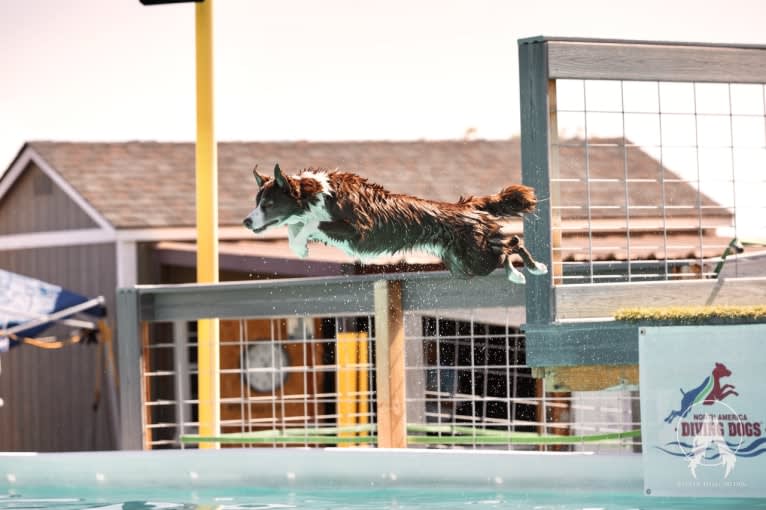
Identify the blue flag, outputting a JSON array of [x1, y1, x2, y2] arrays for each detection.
[[0, 269, 106, 350]]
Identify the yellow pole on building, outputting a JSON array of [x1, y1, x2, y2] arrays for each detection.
[[336, 332, 357, 447], [356, 332, 370, 445], [195, 0, 220, 449]]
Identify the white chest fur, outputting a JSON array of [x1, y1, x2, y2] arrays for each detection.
[[308, 228, 364, 259], [287, 221, 364, 259]]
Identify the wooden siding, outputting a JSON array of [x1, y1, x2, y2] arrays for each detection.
[[0, 243, 117, 451], [0, 162, 98, 235]]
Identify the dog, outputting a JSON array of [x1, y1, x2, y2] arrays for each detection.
[[242, 164, 547, 283]]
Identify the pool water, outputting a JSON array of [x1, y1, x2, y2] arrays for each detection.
[[2, 488, 765, 510], [2, 449, 765, 509]]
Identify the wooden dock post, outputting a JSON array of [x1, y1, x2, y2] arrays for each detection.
[[374, 280, 407, 448]]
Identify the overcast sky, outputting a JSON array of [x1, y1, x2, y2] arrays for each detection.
[[1, 0, 765, 172]]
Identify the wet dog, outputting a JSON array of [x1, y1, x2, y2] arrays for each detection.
[[243, 164, 547, 283]]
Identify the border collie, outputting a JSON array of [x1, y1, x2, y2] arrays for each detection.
[[243, 164, 547, 283]]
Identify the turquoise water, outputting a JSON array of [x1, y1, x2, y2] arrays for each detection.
[[2, 488, 765, 510], [3, 450, 765, 509]]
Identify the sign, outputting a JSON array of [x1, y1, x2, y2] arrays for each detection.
[[640, 325, 766, 497]]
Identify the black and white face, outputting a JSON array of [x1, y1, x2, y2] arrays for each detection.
[[243, 164, 303, 233]]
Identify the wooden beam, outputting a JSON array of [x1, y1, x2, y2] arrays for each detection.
[[116, 287, 145, 450], [525, 321, 639, 367], [547, 40, 766, 83], [519, 37, 556, 324], [541, 365, 639, 392], [547, 78, 563, 286], [373, 280, 407, 448], [555, 277, 766, 320]]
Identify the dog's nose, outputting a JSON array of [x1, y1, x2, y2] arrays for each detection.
[[243, 217, 252, 228]]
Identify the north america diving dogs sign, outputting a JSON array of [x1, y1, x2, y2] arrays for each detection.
[[640, 325, 766, 497]]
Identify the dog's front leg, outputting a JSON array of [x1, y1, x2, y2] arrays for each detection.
[[288, 222, 311, 258]]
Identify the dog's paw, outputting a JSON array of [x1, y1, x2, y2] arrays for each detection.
[[528, 261, 548, 275], [504, 260, 526, 285], [506, 268, 526, 284], [290, 242, 309, 259]]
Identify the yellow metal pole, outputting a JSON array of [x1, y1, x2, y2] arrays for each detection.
[[195, 0, 220, 449], [336, 332, 357, 447], [356, 332, 369, 446]]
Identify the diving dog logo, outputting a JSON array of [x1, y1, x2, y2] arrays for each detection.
[[658, 362, 766, 479], [664, 362, 739, 423]]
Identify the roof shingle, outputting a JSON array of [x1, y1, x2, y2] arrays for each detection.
[[20, 139, 726, 229]]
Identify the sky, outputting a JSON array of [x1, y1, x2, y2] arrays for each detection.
[[1, 0, 765, 236], [2, 0, 765, 169]]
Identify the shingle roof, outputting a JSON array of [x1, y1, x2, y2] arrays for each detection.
[[21, 139, 727, 229]]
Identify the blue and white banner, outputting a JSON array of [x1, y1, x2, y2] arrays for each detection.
[[0, 269, 105, 350], [640, 325, 766, 497]]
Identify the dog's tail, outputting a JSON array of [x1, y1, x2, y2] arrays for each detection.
[[459, 184, 537, 218]]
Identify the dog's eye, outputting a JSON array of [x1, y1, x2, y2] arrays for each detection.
[[262, 200, 274, 209]]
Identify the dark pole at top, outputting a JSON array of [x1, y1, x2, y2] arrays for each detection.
[[139, 0, 203, 5]]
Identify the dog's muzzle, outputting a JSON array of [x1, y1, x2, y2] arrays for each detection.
[[243, 217, 279, 233]]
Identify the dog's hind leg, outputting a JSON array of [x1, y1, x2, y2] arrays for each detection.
[[489, 235, 526, 284], [504, 255, 526, 284], [509, 236, 548, 275], [488, 235, 508, 256]]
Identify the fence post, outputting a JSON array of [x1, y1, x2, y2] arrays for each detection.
[[373, 280, 407, 448], [116, 287, 145, 450], [518, 37, 558, 324]]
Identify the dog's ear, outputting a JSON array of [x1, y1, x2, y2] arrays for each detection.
[[274, 163, 290, 191], [253, 164, 270, 187], [273, 163, 299, 197]]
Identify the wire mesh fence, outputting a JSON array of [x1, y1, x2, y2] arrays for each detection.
[[142, 316, 376, 448], [552, 79, 766, 283], [140, 308, 639, 452]]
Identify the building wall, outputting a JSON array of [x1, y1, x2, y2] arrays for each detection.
[[0, 163, 97, 235], [0, 243, 118, 451]]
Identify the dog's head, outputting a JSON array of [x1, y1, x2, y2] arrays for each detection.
[[243, 163, 327, 234]]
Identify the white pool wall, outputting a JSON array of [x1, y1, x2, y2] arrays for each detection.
[[1, 449, 643, 493]]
